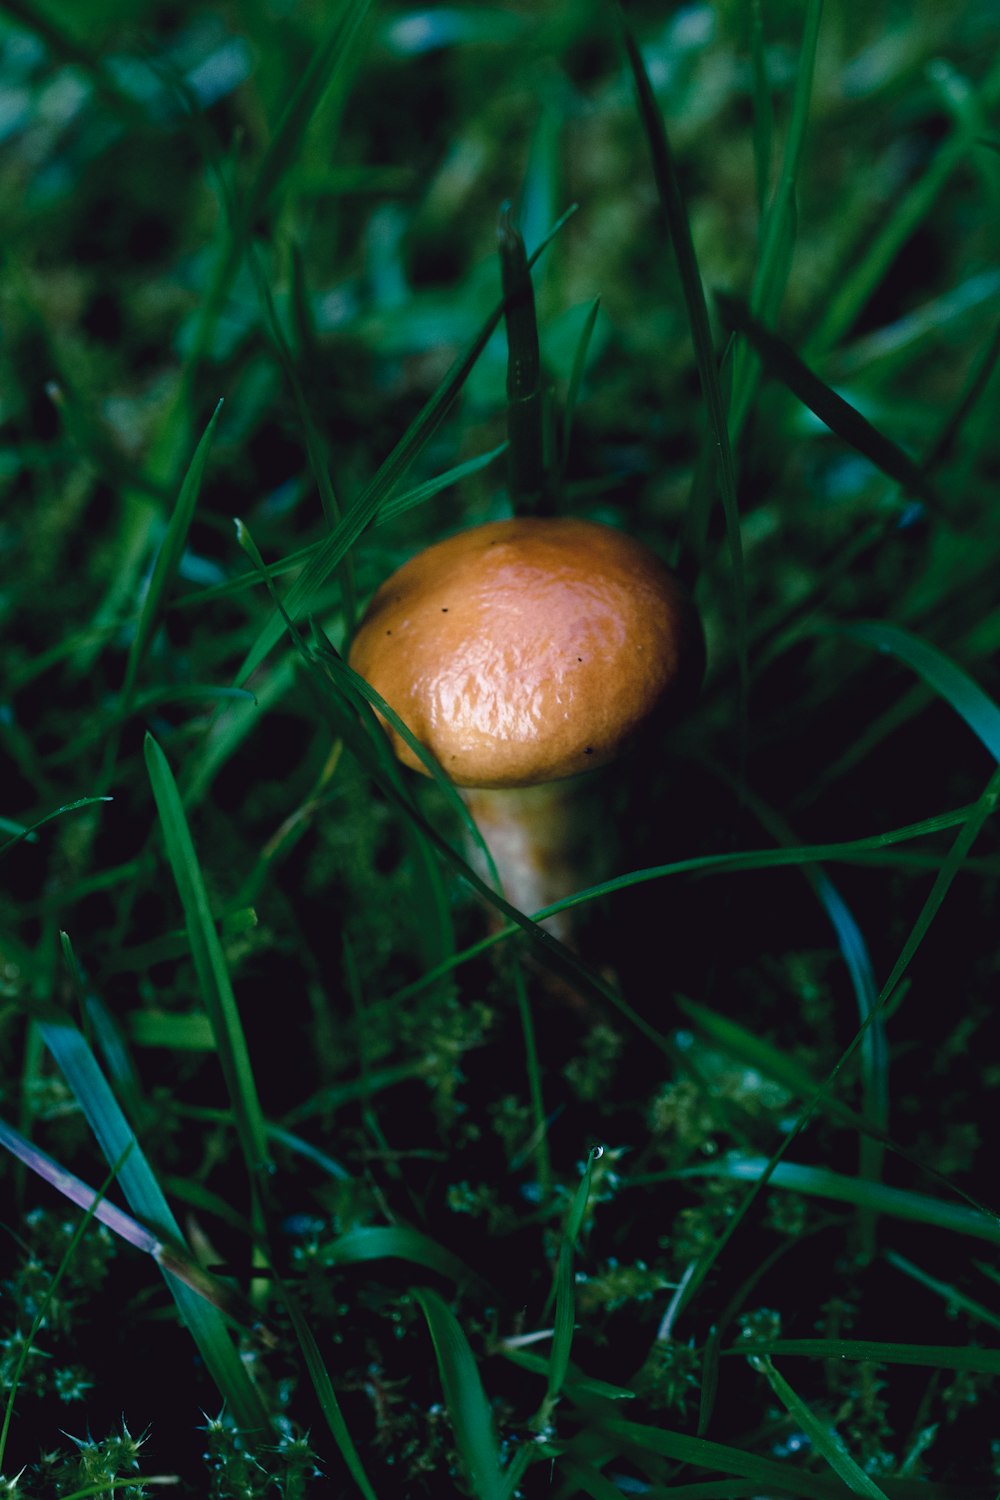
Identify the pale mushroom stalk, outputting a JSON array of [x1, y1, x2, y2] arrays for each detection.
[[348, 517, 704, 959], [460, 780, 589, 944]]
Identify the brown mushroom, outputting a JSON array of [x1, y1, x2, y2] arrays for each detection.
[[348, 516, 703, 944]]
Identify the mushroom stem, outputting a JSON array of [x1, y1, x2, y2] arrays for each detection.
[[461, 781, 589, 946]]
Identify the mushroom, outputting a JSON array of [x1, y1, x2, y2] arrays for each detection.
[[348, 516, 703, 946]]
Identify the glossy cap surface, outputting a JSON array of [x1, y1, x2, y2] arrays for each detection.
[[348, 517, 702, 789]]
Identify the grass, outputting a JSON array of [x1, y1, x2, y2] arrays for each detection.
[[2, 0, 1000, 1495]]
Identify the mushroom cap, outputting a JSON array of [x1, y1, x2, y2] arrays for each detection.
[[348, 517, 703, 789]]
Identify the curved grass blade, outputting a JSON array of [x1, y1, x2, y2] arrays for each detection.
[[753, 1356, 889, 1498], [748, 0, 774, 219], [145, 735, 270, 1187], [559, 297, 601, 477], [37, 995, 265, 1429], [603, 1415, 861, 1498], [413, 1287, 504, 1500], [718, 293, 937, 507], [535, 1146, 602, 1431], [673, 1156, 1000, 1246], [729, 0, 823, 439], [0, 796, 112, 859], [498, 204, 545, 512], [327, 1225, 484, 1287], [741, 1340, 1000, 1374], [247, 248, 357, 632], [835, 619, 1000, 762], [374, 443, 508, 526], [617, 5, 744, 615], [121, 401, 223, 705], [886, 1250, 1000, 1336], [809, 52, 1000, 354], [281, 1282, 377, 1499], [241, 0, 372, 233]]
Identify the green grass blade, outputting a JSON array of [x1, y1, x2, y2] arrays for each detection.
[[885, 1250, 1000, 1335], [242, 0, 372, 232], [739, 1340, 1000, 1374], [281, 1284, 378, 1499], [535, 1146, 602, 1429], [235, 208, 576, 684], [748, 0, 774, 219], [729, 0, 822, 437], [327, 1225, 484, 1286], [559, 296, 601, 478], [0, 796, 112, 859], [750, 0, 821, 319], [247, 248, 357, 630], [617, 8, 746, 713], [603, 1415, 858, 1498], [835, 620, 1000, 761], [37, 1003, 265, 1429], [498, 203, 545, 512], [673, 1157, 1000, 1247], [510, 958, 551, 1199], [144, 734, 270, 1184], [809, 52, 1000, 353], [754, 1356, 889, 1498], [718, 293, 938, 506], [121, 401, 223, 703], [413, 1286, 504, 1500], [374, 443, 509, 526]]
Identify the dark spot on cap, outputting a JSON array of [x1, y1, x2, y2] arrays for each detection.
[[441, 607, 448, 612], [577, 657, 583, 662], [385, 629, 392, 635], [584, 747, 594, 755]]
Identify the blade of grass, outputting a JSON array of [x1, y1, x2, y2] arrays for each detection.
[[752, 1356, 889, 1498], [885, 1251, 1000, 1337], [247, 247, 357, 632], [281, 1282, 378, 1499], [534, 1146, 602, 1431], [326, 1224, 485, 1287], [241, 0, 371, 235], [834, 620, 1000, 761], [728, 0, 823, 439], [0, 797, 112, 859], [809, 52, 1000, 353], [511, 958, 552, 1201], [144, 735, 270, 1194], [498, 203, 546, 513], [558, 296, 601, 479], [602, 1415, 861, 1499], [717, 292, 938, 507], [748, 0, 774, 220], [669, 1156, 1000, 1246], [37, 990, 266, 1429], [120, 401, 224, 706], [413, 1286, 504, 1500], [736, 1340, 1000, 1374], [617, 7, 746, 729]]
